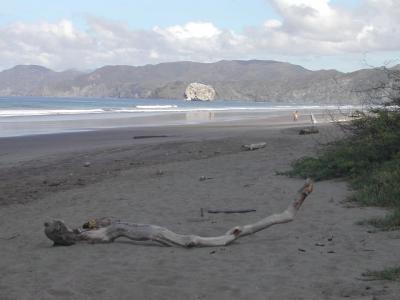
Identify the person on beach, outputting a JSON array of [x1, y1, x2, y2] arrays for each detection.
[[310, 113, 317, 125], [292, 110, 299, 121]]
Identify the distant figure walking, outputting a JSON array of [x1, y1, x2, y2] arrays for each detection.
[[310, 113, 317, 125], [292, 110, 299, 121]]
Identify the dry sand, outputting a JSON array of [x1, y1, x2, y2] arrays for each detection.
[[0, 115, 399, 300]]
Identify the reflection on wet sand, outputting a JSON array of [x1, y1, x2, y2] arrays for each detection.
[[185, 111, 215, 122]]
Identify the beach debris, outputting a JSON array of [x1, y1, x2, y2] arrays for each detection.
[[133, 135, 169, 139], [0, 233, 19, 240], [48, 181, 62, 187], [200, 208, 204, 217], [298, 248, 307, 252], [207, 209, 256, 214], [243, 183, 253, 188], [356, 277, 377, 282], [315, 242, 325, 247], [199, 176, 213, 181], [82, 217, 115, 230], [242, 142, 266, 151], [83, 161, 91, 167], [44, 179, 314, 248], [76, 178, 85, 186], [156, 169, 164, 176], [299, 127, 319, 135]]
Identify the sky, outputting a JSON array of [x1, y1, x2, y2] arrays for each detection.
[[0, 0, 399, 72]]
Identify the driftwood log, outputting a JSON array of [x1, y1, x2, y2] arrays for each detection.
[[242, 142, 266, 151], [44, 179, 313, 248], [299, 127, 319, 135]]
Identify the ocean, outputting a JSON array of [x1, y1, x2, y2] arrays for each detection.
[[0, 96, 354, 137]]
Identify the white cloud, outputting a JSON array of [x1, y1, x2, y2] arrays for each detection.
[[264, 19, 282, 29], [155, 22, 222, 40], [0, 0, 399, 71]]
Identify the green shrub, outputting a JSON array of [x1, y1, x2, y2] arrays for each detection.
[[351, 157, 400, 207], [359, 208, 400, 231], [285, 141, 384, 181], [287, 109, 400, 183], [363, 266, 400, 281]]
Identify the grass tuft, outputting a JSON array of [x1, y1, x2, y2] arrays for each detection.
[[363, 267, 400, 281], [357, 208, 400, 231]]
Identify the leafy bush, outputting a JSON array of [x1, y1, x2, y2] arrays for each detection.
[[287, 110, 400, 183], [351, 157, 400, 207], [359, 208, 400, 231], [363, 266, 400, 281]]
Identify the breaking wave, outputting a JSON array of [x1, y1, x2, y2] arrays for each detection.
[[0, 96, 360, 118]]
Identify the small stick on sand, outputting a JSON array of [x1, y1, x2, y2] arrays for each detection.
[[207, 209, 256, 214], [0, 234, 20, 240]]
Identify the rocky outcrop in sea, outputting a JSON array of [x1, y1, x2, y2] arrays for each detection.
[[184, 82, 216, 101]]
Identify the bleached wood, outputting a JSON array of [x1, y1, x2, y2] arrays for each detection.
[[44, 179, 313, 248], [242, 142, 266, 151]]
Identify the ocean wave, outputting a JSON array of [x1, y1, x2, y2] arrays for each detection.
[[0, 105, 361, 117], [0, 109, 105, 117], [135, 105, 178, 109]]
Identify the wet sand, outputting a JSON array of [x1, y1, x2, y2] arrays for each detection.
[[0, 115, 399, 300]]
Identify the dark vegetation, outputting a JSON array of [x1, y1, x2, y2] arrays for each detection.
[[362, 267, 400, 281]]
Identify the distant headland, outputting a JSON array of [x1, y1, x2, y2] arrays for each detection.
[[0, 60, 396, 104]]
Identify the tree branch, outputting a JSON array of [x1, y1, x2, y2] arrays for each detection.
[[44, 179, 314, 248]]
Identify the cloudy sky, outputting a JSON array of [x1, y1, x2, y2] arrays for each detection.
[[0, 0, 399, 72]]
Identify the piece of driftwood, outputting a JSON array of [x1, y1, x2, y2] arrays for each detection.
[[133, 135, 169, 139], [44, 179, 313, 248], [242, 142, 266, 151], [0, 234, 19, 240], [299, 127, 319, 135], [199, 176, 213, 181], [207, 209, 256, 214]]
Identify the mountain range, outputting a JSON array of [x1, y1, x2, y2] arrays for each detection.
[[0, 60, 392, 104]]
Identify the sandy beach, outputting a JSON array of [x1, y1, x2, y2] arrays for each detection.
[[0, 114, 399, 300]]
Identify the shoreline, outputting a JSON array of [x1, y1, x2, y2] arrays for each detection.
[[0, 105, 356, 138], [0, 112, 338, 165]]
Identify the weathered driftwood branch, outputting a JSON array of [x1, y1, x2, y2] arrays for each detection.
[[44, 179, 313, 248], [242, 142, 266, 151]]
